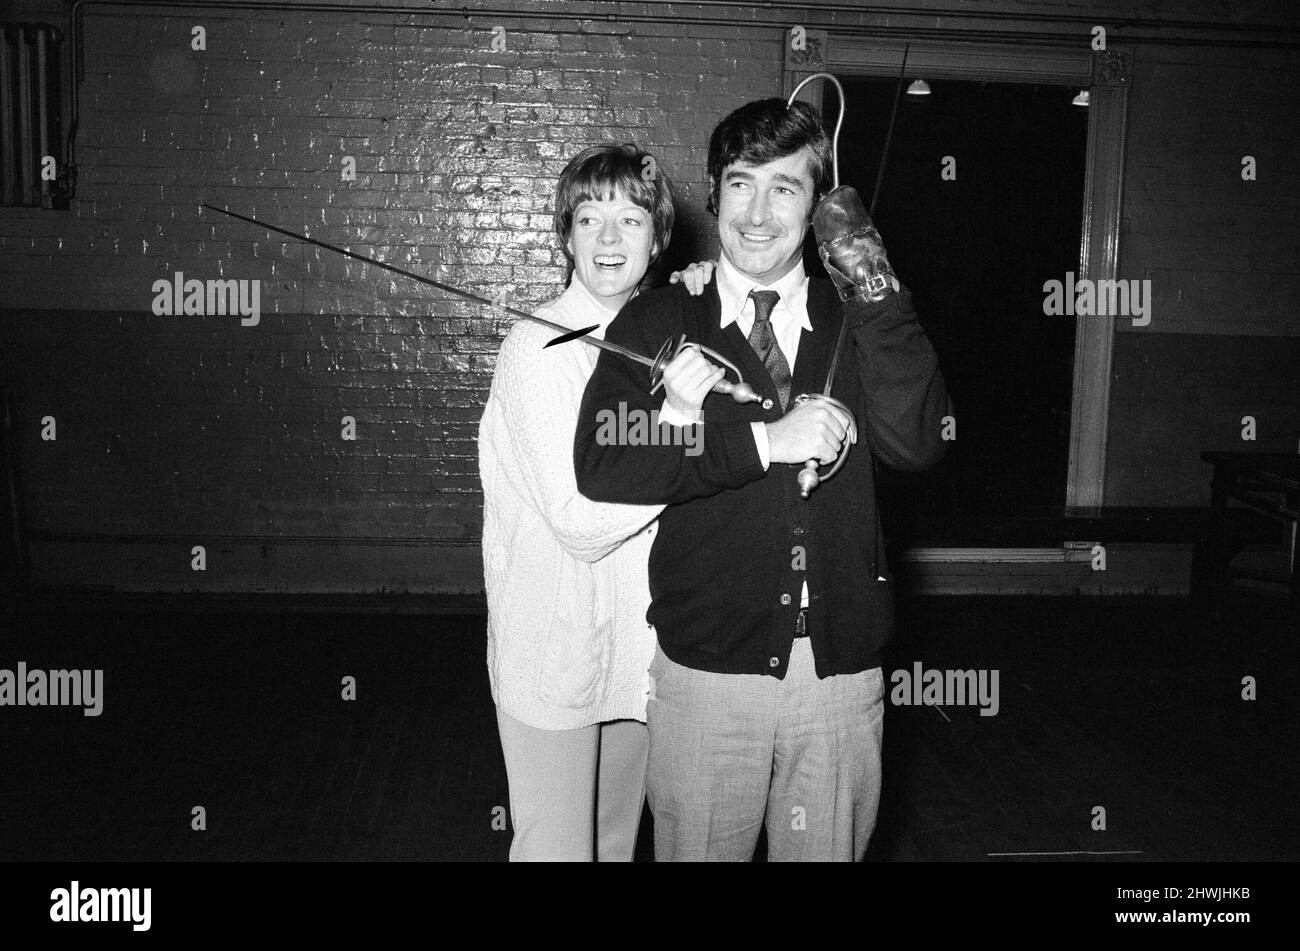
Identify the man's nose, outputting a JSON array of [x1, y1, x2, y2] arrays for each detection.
[[747, 190, 770, 225]]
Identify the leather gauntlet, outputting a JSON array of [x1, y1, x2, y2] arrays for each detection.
[[811, 186, 899, 303]]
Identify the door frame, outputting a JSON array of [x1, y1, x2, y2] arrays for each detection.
[[785, 35, 1132, 514]]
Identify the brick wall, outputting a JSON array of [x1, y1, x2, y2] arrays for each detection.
[[1122, 43, 1299, 336], [1106, 334, 1300, 506], [1103, 39, 1300, 505], [0, 1, 784, 591], [1, 0, 1297, 591]]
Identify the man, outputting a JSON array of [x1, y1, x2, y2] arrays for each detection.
[[574, 98, 950, 861]]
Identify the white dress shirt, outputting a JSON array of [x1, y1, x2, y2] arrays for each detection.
[[714, 253, 813, 469], [662, 253, 815, 608]]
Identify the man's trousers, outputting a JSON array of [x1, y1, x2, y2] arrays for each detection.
[[645, 637, 884, 861]]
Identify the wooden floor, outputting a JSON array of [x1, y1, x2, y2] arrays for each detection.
[[0, 594, 1294, 861]]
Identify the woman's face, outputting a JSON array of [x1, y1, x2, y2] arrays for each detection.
[[566, 191, 656, 311]]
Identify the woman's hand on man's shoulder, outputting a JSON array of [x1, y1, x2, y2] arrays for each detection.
[[668, 260, 717, 297]]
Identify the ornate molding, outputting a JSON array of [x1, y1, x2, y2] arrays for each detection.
[[1091, 49, 1130, 86], [784, 28, 828, 72]]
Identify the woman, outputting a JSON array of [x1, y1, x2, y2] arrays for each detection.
[[478, 144, 718, 861]]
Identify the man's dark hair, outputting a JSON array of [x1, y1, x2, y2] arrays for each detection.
[[706, 98, 832, 216]]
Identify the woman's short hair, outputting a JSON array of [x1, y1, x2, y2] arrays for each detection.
[[554, 143, 675, 266], [706, 99, 832, 215]]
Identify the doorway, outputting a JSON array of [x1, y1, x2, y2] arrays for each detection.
[[835, 78, 1088, 539]]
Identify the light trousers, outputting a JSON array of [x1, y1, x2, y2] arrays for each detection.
[[495, 708, 649, 862], [646, 637, 885, 861]]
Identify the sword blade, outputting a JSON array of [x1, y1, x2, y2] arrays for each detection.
[[824, 43, 909, 397], [200, 203, 654, 369]]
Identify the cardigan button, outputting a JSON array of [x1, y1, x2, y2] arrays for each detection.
[[779, 593, 792, 605], [762, 398, 774, 411], [769, 656, 780, 668]]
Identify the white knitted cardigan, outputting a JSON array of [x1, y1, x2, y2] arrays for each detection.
[[479, 279, 663, 730]]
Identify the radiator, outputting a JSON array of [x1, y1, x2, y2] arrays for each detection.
[[0, 22, 66, 209]]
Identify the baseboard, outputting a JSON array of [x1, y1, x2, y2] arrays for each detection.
[[898, 543, 1192, 595], [27, 534, 484, 595], [27, 534, 1285, 598]]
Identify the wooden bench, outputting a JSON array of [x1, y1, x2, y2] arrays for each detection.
[[1192, 452, 1299, 617]]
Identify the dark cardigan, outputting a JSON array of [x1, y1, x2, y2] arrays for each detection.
[[575, 277, 950, 678]]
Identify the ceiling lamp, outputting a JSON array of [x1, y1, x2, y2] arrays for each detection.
[[906, 79, 931, 96], [1072, 89, 1090, 107]]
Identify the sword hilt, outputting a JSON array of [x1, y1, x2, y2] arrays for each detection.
[[649, 335, 760, 404], [792, 393, 854, 497]]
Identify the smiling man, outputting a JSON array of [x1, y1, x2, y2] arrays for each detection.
[[575, 99, 950, 861]]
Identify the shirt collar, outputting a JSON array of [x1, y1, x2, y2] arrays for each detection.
[[715, 252, 812, 332]]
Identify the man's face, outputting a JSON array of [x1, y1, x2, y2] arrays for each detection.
[[715, 147, 817, 284]]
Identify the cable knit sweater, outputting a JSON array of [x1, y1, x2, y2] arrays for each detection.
[[479, 279, 663, 730]]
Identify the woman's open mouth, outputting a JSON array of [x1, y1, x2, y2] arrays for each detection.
[[594, 254, 627, 270]]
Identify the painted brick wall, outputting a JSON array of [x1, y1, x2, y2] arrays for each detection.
[[1106, 334, 1300, 506], [1, 3, 780, 584], [1, 0, 1296, 590], [1107, 39, 1300, 504], [1121, 43, 1299, 336]]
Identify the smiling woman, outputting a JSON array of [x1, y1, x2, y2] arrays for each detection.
[[477, 143, 716, 862], [565, 195, 654, 308], [555, 144, 675, 310]]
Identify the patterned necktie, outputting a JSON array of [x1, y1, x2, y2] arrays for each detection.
[[747, 289, 791, 411]]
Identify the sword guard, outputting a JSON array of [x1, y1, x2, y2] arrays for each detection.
[[792, 393, 854, 498], [649, 335, 759, 404]]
